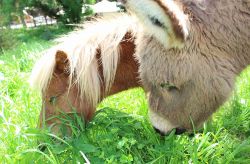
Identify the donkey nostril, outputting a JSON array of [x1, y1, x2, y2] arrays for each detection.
[[153, 127, 165, 136], [154, 127, 186, 136], [175, 128, 186, 135]]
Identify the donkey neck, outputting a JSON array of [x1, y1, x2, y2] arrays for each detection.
[[186, 0, 250, 74]]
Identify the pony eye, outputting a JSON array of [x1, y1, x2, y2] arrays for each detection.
[[49, 96, 57, 105], [149, 16, 165, 28]]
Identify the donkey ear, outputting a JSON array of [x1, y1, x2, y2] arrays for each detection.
[[164, 1, 189, 45], [55, 50, 70, 75]]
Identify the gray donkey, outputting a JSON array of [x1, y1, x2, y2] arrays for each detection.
[[121, 0, 250, 134]]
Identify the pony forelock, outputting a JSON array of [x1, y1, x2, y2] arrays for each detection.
[[29, 47, 57, 93], [30, 13, 139, 107]]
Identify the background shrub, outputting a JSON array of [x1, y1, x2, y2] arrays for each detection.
[[0, 29, 19, 52]]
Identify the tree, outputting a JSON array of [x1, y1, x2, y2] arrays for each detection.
[[0, 0, 15, 27], [29, 0, 92, 24], [56, 0, 84, 24], [29, 0, 60, 19], [0, 0, 32, 27], [0, 0, 97, 28], [27, 0, 60, 26]]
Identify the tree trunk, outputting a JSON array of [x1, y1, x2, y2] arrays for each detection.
[[20, 14, 27, 28], [33, 18, 37, 27], [44, 15, 48, 25]]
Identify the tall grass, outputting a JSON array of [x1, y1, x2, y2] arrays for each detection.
[[0, 26, 249, 163]]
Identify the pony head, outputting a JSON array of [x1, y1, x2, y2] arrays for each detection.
[[30, 13, 141, 135], [36, 50, 95, 134]]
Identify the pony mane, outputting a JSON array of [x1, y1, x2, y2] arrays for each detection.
[[30, 13, 139, 107]]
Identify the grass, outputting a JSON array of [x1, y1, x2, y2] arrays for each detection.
[[0, 26, 249, 163]]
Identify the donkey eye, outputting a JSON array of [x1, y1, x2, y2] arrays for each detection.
[[160, 82, 178, 91], [149, 16, 165, 28]]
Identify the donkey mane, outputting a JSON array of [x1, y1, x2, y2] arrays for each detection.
[[30, 13, 139, 107]]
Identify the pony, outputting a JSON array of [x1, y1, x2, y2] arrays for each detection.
[[30, 13, 142, 134], [121, 0, 250, 134]]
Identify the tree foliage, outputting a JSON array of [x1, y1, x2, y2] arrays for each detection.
[[57, 0, 84, 24], [0, 0, 15, 26], [29, 0, 60, 19], [0, 0, 96, 27]]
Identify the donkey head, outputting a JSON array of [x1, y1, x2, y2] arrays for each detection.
[[120, 0, 193, 135], [121, 0, 250, 135]]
